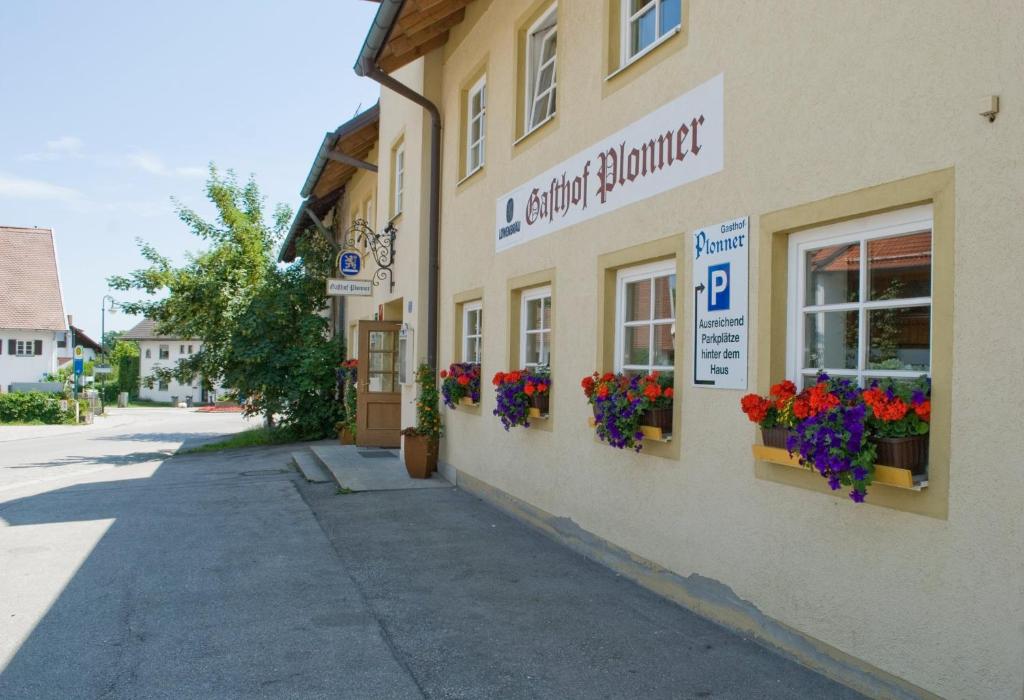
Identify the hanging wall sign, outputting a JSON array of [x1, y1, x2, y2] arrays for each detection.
[[692, 216, 748, 390], [338, 250, 362, 277], [495, 73, 724, 252], [327, 278, 372, 296]]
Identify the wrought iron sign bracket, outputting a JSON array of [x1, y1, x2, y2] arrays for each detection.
[[345, 218, 397, 293]]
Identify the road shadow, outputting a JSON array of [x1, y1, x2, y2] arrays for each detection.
[[0, 447, 422, 699]]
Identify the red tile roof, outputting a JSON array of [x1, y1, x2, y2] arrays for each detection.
[[0, 226, 68, 331]]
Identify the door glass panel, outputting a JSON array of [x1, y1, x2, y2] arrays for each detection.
[[369, 351, 394, 372], [367, 372, 396, 393], [369, 331, 395, 351], [805, 243, 859, 306]]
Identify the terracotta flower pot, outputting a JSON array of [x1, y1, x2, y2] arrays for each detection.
[[531, 392, 550, 415], [338, 427, 355, 445], [760, 426, 792, 449], [640, 407, 673, 433], [875, 435, 928, 475], [403, 434, 437, 479]]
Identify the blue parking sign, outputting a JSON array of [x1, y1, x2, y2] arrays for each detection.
[[708, 262, 730, 311], [339, 251, 362, 277]]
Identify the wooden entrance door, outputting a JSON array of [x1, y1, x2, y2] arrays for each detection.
[[356, 320, 402, 447]]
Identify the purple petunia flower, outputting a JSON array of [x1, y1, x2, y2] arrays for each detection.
[[849, 489, 865, 503]]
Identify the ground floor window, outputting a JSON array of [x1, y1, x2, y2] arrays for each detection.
[[462, 301, 483, 364], [15, 340, 38, 357], [158, 380, 169, 391], [787, 204, 932, 388], [520, 286, 551, 369], [615, 261, 676, 375]]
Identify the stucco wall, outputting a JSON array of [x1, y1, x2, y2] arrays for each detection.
[[430, 1, 1024, 698], [0, 329, 60, 390]]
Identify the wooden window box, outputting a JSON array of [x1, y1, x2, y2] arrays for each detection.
[[588, 417, 671, 443], [528, 407, 549, 420], [751, 445, 927, 492]]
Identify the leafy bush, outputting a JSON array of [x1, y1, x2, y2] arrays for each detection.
[[0, 392, 75, 424]]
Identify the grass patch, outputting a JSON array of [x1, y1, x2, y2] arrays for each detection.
[[178, 427, 292, 454]]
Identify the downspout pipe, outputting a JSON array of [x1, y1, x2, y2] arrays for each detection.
[[355, 0, 442, 370]]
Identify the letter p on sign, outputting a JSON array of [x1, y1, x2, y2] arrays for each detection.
[[708, 263, 730, 311]]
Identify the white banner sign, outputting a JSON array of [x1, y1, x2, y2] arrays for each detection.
[[327, 278, 372, 297], [495, 73, 724, 252], [692, 216, 748, 390]]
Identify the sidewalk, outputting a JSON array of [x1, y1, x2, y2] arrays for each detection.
[[297, 478, 863, 699]]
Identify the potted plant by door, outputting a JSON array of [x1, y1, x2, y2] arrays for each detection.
[[402, 363, 443, 478], [861, 377, 930, 475], [740, 379, 798, 448]]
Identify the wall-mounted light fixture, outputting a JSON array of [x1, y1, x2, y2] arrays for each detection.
[[980, 95, 1000, 123]]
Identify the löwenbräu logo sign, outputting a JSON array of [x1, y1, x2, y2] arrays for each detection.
[[495, 73, 724, 252]]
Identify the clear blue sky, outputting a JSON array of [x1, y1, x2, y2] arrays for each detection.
[[0, 0, 381, 339]]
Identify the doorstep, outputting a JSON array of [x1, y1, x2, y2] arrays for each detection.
[[309, 444, 452, 492]]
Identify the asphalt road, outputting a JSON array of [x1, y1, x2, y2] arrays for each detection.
[[0, 410, 861, 698]]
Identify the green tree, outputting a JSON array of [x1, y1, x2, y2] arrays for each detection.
[[109, 166, 343, 437]]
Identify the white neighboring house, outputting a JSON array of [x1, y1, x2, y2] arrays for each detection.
[[122, 319, 215, 404], [0, 226, 69, 391]]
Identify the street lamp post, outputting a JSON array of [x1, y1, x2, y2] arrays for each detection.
[[101, 294, 121, 357]]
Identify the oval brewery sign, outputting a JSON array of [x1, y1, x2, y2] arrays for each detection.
[[338, 251, 362, 277]]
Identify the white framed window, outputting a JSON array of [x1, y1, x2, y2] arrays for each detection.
[[159, 344, 169, 360], [392, 141, 405, 216], [15, 340, 35, 357], [520, 286, 551, 369], [787, 204, 933, 389], [615, 261, 676, 375], [622, 0, 682, 64], [525, 5, 557, 133], [466, 76, 486, 175], [462, 301, 483, 364]]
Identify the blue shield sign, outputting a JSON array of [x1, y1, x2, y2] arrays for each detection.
[[339, 251, 362, 277]]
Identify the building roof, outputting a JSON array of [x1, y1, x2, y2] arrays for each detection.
[[279, 104, 381, 263], [122, 318, 197, 342], [0, 226, 68, 331], [71, 325, 103, 353], [355, 0, 474, 75]]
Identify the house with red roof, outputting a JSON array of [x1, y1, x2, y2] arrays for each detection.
[[0, 226, 70, 391]]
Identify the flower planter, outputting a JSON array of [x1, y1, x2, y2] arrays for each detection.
[[640, 407, 672, 433], [530, 392, 550, 416], [459, 396, 478, 407], [875, 435, 928, 475], [337, 427, 355, 445], [402, 434, 437, 479], [760, 426, 792, 449]]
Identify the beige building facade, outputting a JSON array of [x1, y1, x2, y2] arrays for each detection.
[[289, 2, 1024, 697]]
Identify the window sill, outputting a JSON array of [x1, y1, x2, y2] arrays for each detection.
[[752, 445, 927, 492], [606, 25, 682, 83], [458, 397, 480, 408], [456, 165, 484, 189], [528, 408, 549, 420], [513, 112, 557, 148]]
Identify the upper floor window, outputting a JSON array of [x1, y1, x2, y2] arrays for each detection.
[[462, 301, 483, 364], [623, 0, 681, 63], [159, 344, 169, 360], [466, 77, 486, 175], [525, 5, 557, 133], [615, 261, 676, 375], [788, 205, 933, 388], [521, 287, 552, 369], [392, 141, 405, 217]]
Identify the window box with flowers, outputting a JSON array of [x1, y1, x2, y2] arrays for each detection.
[[441, 363, 481, 408], [492, 368, 552, 430], [744, 373, 931, 501], [581, 371, 674, 450]]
